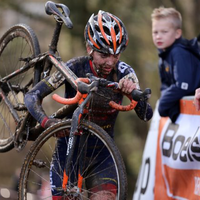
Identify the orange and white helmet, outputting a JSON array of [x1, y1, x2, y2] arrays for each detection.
[[85, 10, 129, 55]]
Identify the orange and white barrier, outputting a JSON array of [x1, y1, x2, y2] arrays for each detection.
[[133, 96, 200, 200]]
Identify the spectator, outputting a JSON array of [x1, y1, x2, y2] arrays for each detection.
[[151, 7, 200, 122]]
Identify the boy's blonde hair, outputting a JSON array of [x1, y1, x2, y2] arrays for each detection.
[[151, 7, 182, 29]]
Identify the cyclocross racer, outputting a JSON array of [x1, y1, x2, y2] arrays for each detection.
[[25, 10, 153, 200]]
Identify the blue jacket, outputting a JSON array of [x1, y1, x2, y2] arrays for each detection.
[[158, 37, 200, 122]]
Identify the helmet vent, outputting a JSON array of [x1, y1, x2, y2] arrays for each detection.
[[95, 25, 100, 33], [114, 25, 119, 35], [103, 26, 110, 36], [89, 26, 94, 37], [96, 39, 103, 48]]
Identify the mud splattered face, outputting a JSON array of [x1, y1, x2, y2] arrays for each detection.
[[87, 45, 120, 77]]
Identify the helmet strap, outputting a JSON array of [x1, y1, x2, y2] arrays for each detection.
[[90, 60, 105, 78], [92, 62, 108, 78], [92, 61, 100, 74], [89, 49, 93, 55], [87, 46, 94, 60]]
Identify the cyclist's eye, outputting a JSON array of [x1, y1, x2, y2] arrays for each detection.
[[101, 54, 108, 58], [114, 54, 120, 58]]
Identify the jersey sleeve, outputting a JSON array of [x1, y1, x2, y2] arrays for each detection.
[[25, 71, 65, 125], [117, 61, 152, 121]]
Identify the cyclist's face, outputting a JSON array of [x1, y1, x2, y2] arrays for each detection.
[[87, 46, 120, 76]]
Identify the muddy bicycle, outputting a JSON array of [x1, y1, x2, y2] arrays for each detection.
[[0, 1, 151, 199]]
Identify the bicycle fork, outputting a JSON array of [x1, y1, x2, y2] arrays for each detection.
[[62, 93, 92, 194], [62, 133, 87, 195]]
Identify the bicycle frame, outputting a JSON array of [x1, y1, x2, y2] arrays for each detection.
[[0, 2, 76, 150]]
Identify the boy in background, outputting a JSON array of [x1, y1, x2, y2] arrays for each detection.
[[151, 7, 200, 122]]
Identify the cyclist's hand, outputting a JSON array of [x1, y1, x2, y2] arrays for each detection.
[[194, 88, 200, 111], [43, 118, 69, 137], [119, 78, 137, 94]]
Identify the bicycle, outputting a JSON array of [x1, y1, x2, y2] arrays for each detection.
[[0, 1, 151, 199]]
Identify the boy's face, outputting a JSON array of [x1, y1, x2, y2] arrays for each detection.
[[152, 18, 182, 50]]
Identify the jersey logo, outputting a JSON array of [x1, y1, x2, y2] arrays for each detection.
[[181, 82, 188, 90], [118, 62, 130, 73]]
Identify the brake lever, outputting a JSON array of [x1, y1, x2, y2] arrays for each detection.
[[131, 88, 151, 102], [77, 81, 98, 94]]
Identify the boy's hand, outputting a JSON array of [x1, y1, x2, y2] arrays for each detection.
[[119, 78, 137, 94], [194, 88, 200, 111]]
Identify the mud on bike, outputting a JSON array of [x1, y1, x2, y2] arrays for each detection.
[[0, 1, 151, 199]]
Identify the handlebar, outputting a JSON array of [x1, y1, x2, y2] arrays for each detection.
[[52, 74, 151, 112]]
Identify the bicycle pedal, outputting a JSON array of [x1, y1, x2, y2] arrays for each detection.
[[14, 129, 29, 151], [32, 159, 46, 168]]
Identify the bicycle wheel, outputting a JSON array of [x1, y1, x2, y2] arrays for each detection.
[[19, 120, 128, 200], [0, 24, 41, 152]]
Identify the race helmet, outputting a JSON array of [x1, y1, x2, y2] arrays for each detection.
[[85, 10, 129, 55]]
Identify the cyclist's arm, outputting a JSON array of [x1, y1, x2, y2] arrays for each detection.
[[120, 76, 153, 121], [25, 71, 65, 127], [118, 66, 153, 121]]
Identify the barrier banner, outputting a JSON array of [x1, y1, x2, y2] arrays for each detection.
[[133, 97, 200, 200]]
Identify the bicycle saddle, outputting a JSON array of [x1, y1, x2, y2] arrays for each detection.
[[45, 1, 73, 29]]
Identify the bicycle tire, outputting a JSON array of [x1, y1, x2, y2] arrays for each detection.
[[0, 24, 41, 152], [18, 119, 128, 200]]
